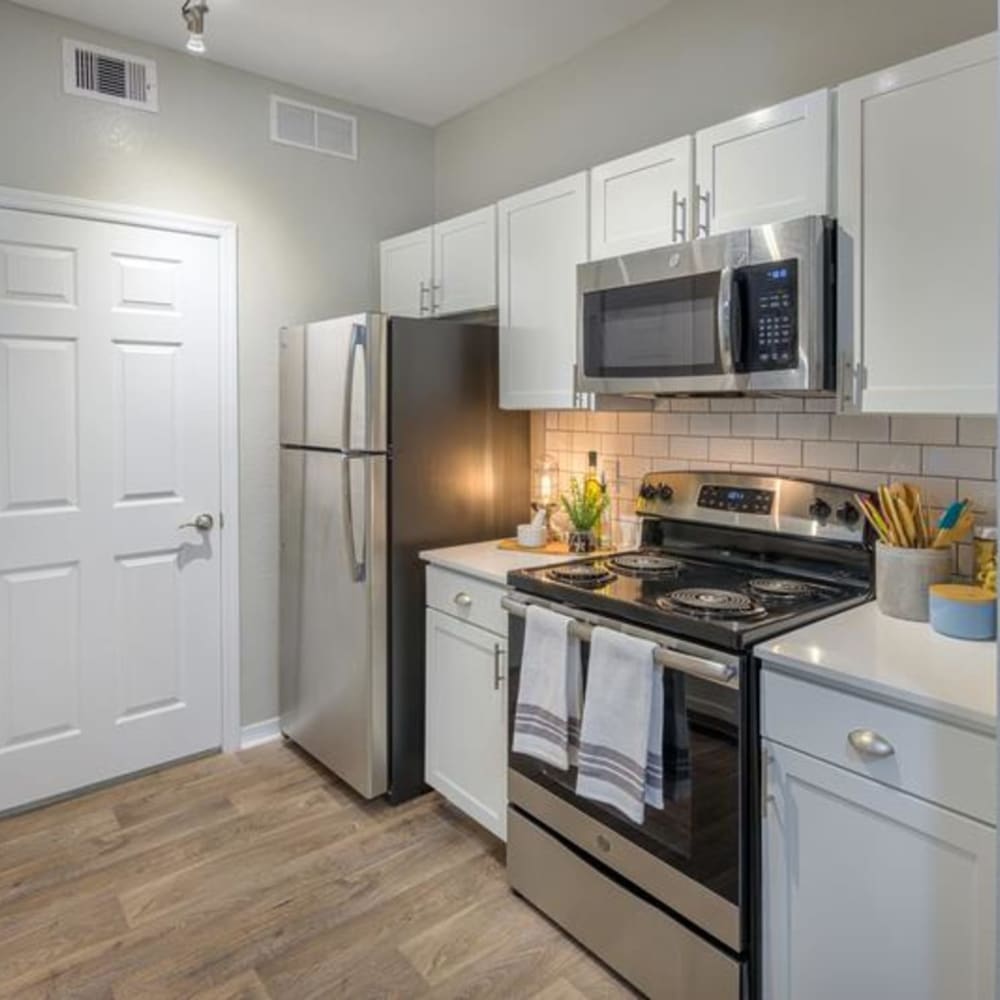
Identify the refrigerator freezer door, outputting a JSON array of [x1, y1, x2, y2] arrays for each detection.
[[279, 314, 388, 452], [279, 448, 387, 798]]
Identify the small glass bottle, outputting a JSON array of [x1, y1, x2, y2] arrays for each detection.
[[973, 526, 997, 592]]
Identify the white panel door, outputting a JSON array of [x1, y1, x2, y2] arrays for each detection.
[[762, 740, 996, 1000], [498, 172, 590, 410], [590, 136, 693, 258], [837, 34, 998, 414], [379, 226, 433, 317], [425, 609, 507, 839], [432, 205, 496, 315], [695, 90, 830, 237], [0, 208, 222, 812]]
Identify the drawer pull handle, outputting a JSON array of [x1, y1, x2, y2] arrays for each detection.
[[848, 729, 895, 758], [454, 592, 473, 607]]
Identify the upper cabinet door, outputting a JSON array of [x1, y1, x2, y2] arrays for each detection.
[[838, 35, 998, 414], [589, 136, 693, 259], [498, 172, 590, 410], [695, 89, 831, 237], [432, 205, 497, 316], [379, 226, 433, 317]]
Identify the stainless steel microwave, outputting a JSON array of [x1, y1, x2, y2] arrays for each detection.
[[576, 215, 835, 396]]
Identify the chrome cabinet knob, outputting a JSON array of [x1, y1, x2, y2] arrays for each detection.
[[454, 592, 472, 607], [848, 728, 894, 758], [179, 513, 214, 532]]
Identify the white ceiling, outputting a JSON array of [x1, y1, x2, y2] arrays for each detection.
[[13, 0, 671, 125]]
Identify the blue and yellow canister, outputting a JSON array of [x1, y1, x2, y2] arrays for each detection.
[[928, 584, 997, 641]]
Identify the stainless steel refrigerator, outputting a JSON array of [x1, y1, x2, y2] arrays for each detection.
[[279, 313, 529, 802]]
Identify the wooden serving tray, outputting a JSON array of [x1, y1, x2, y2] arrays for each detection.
[[497, 538, 614, 555]]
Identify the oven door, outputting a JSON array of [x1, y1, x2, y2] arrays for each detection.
[[505, 595, 746, 954]]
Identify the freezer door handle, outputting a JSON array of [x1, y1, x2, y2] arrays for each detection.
[[342, 322, 367, 452], [341, 454, 367, 583]]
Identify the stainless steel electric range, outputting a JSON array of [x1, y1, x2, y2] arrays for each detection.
[[503, 471, 874, 1000]]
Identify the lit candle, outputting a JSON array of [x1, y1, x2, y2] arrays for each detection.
[[540, 473, 553, 504]]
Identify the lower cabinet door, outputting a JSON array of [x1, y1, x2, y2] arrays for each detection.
[[425, 608, 507, 839], [762, 739, 996, 1000]]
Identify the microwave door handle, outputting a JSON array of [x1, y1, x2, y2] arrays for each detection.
[[342, 322, 366, 451], [717, 266, 735, 374]]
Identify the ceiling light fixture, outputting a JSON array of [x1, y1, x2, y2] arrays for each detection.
[[181, 0, 209, 55]]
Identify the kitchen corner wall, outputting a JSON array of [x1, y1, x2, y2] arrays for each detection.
[[535, 402, 997, 575], [0, 0, 435, 727]]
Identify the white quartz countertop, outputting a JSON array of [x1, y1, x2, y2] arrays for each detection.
[[758, 602, 997, 734], [419, 539, 582, 586]]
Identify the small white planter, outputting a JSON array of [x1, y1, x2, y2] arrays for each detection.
[[875, 542, 953, 622]]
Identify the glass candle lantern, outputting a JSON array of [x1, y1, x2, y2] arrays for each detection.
[[532, 454, 560, 539]]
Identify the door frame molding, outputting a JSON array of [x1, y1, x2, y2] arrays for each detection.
[[0, 184, 242, 752]]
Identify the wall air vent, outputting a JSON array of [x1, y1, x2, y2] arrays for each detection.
[[270, 96, 358, 160], [63, 39, 158, 112]]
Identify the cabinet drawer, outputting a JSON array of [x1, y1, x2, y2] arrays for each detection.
[[761, 667, 996, 824], [426, 565, 507, 636]]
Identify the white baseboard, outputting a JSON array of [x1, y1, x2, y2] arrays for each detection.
[[240, 716, 282, 749]]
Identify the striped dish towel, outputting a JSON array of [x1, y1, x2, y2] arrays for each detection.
[[511, 605, 582, 770], [576, 627, 663, 824]]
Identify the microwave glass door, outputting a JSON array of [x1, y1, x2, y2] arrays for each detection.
[[582, 272, 725, 379]]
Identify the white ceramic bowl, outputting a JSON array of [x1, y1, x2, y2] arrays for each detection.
[[517, 523, 547, 548]]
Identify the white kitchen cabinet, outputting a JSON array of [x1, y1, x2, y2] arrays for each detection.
[[425, 608, 507, 840], [762, 739, 995, 1000], [498, 171, 590, 410], [589, 136, 693, 259], [837, 34, 998, 414], [379, 226, 433, 317], [380, 208, 497, 318], [694, 89, 830, 237], [432, 205, 497, 315]]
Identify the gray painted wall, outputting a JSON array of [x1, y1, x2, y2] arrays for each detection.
[[0, 0, 435, 728], [434, 0, 997, 218]]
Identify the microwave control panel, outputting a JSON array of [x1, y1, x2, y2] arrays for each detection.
[[740, 259, 798, 370]]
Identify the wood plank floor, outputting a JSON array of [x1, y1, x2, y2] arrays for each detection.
[[0, 741, 637, 999]]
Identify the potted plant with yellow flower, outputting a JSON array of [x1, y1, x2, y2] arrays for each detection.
[[560, 476, 611, 553]]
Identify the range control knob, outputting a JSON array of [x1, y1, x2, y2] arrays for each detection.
[[656, 484, 674, 502], [638, 483, 658, 501], [836, 501, 861, 526], [808, 498, 832, 521]]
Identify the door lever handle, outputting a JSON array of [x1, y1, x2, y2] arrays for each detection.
[[179, 513, 215, 532]]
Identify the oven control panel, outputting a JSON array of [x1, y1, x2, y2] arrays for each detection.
[[697, 484, 774, 515], [741, 258, 798, 371]]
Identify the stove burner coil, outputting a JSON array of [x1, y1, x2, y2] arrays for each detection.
[[747, 578, 817, 599], [607, 552, 685, 578], [547, 563, 617, 588], [657, 587, 767, 620]]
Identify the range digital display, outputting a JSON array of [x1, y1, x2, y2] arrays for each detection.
[[698, 484, 774, 514]]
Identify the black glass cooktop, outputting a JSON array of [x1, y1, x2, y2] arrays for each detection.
[[508, 548, 872, 651]]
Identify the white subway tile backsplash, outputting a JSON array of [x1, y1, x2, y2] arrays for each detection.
[[538, 398, 996, 549], [803, 441, 857, 470], [959, 417, 998, 448], [670, 436, 710, 461], [890, 416, 956, 445], [753, 439, 802, 466], [709, 437, 753, 463], [652, 413, 690, 435], [922, 446, 993, 480], [618, 412, 653, 435], [778, 414, 830, 440], [740, 414, 778, 438], [689, 414, 731, 436], [858, 444, 922, 474], [831, 415, 889, 442]]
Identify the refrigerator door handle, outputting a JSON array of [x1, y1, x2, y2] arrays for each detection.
[[341, 455, 367, 583], [342, 322, 367, 452]]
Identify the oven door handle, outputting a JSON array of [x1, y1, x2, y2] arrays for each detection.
[[717, 265, 735, 375], [501, 595, 738, 687]]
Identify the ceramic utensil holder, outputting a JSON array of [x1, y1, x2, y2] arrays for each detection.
[[875, 542, 953, 622]]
